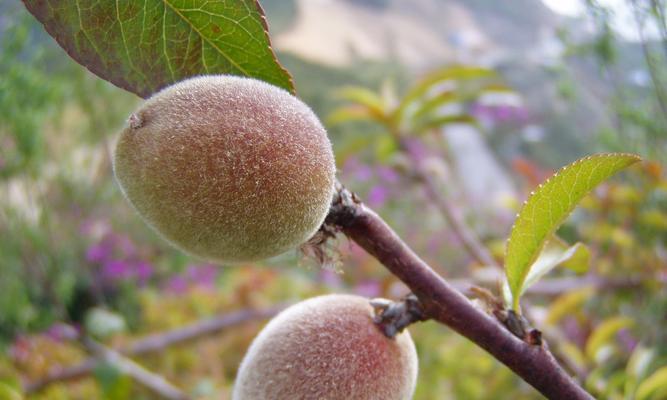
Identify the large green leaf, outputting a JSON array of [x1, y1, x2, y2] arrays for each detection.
[[23, 0, 294, 98], [505, 153, 641, 311]]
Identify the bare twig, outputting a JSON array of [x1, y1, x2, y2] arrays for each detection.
[[449, 274, 653, 296], [24, 306, 284, 394], [416, 166, 499, 267], [325, 183, 593, 400], [399, 138, 498, 268], [631, 0, 667, 122], [82, 336, 191, 400]]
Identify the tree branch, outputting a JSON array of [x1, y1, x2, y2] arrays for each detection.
[[417, 166, 498, 267], [399, 138, 498, 268], [24, 306, 284, 394], [448, 274, 653, 296], [81, 336, 191, 400], [325, 183, 593, 400]]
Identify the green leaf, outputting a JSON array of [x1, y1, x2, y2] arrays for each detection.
[[23, 0, 294, 98], [395, 66, 496, 119], [545, 287, 594, 326], [504, 153, 641, 311], [0, 382, 22, 400], [94, 363, 133, 400], [636, 367, 667, 400], [410, 91, 458, 121], [326, 106, 377, 126], [585, 316, 634, 362], [521, 243, 591, 288], [502, 240, 591, 306], [334, 87, 388, 117], [624, 345, 655, 399], [414, 114, 477, 134]]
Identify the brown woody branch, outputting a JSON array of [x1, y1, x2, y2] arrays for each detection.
[[24, 306, 284, 394], [325, 183, 593, 400]]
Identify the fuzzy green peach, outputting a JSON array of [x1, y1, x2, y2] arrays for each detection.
[[233, 294, 419, 400], [113, 75, 336, 263]]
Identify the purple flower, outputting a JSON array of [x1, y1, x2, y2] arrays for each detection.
[[319, 269, 343, 287], [495, 105, 514, 121], [367, 185, 389, 208], [186, 264, 218, 288], [377, 166, 400, 183], [402, 138, 428, 159], [102, 260, 132, 281], [113, 234, 137, 258], [45, 323, 78, 342], [164, 276, 189, 294], [617, 328, 638, 352], [342, 158, 373, 182], [79, 218, 111, 237], [354, 280, 381, 297], [86, 242, 112, 263], [354, 165, 373, 182], [134, 261, 154, 285]]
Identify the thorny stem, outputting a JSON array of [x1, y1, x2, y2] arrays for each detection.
[[325, 183, 594, 400]]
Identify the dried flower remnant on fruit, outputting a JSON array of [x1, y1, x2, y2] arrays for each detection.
[[114, 75, 336, 263]]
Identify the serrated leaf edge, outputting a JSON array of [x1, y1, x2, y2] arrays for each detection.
[[505, 153, 641, 311]]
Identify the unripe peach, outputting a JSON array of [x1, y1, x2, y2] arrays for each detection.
[[233, 294, 418, 400], [113, 75, 336, 263]]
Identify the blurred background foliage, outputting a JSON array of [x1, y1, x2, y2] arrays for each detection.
[[0, 0, 666, 398]]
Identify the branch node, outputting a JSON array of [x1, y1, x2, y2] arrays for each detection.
[[470, 286, 543, 346], [324, 183, 361, 229], [493, 309, 543, 346], [370, 294, 428, 338]]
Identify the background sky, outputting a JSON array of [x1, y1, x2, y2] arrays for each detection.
[[542, 0, 658, 40]]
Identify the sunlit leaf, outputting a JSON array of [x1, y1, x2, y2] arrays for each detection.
[[414, 114, 477, 134], [410, 91, 458, 118], [627, 346, 656, 379], [545, 287, 594, 326], [504, 153, 641, 311], [23, 0, 294, 98], [502, 240, 591, 307], [0, 382, 22, 400], [585, 316, 634, 362], [636, 367, 667, 400], [374, 134, 399, 162], [327, 106, 378, 126], [397, 66, 496, 117], [333, 135, 376, 165], [606, 371, 629, 398], [559, 341, 587, 371], [624, 345, 656, 398], [94, 363, 133, 400], [334, 86, 388, 117]]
